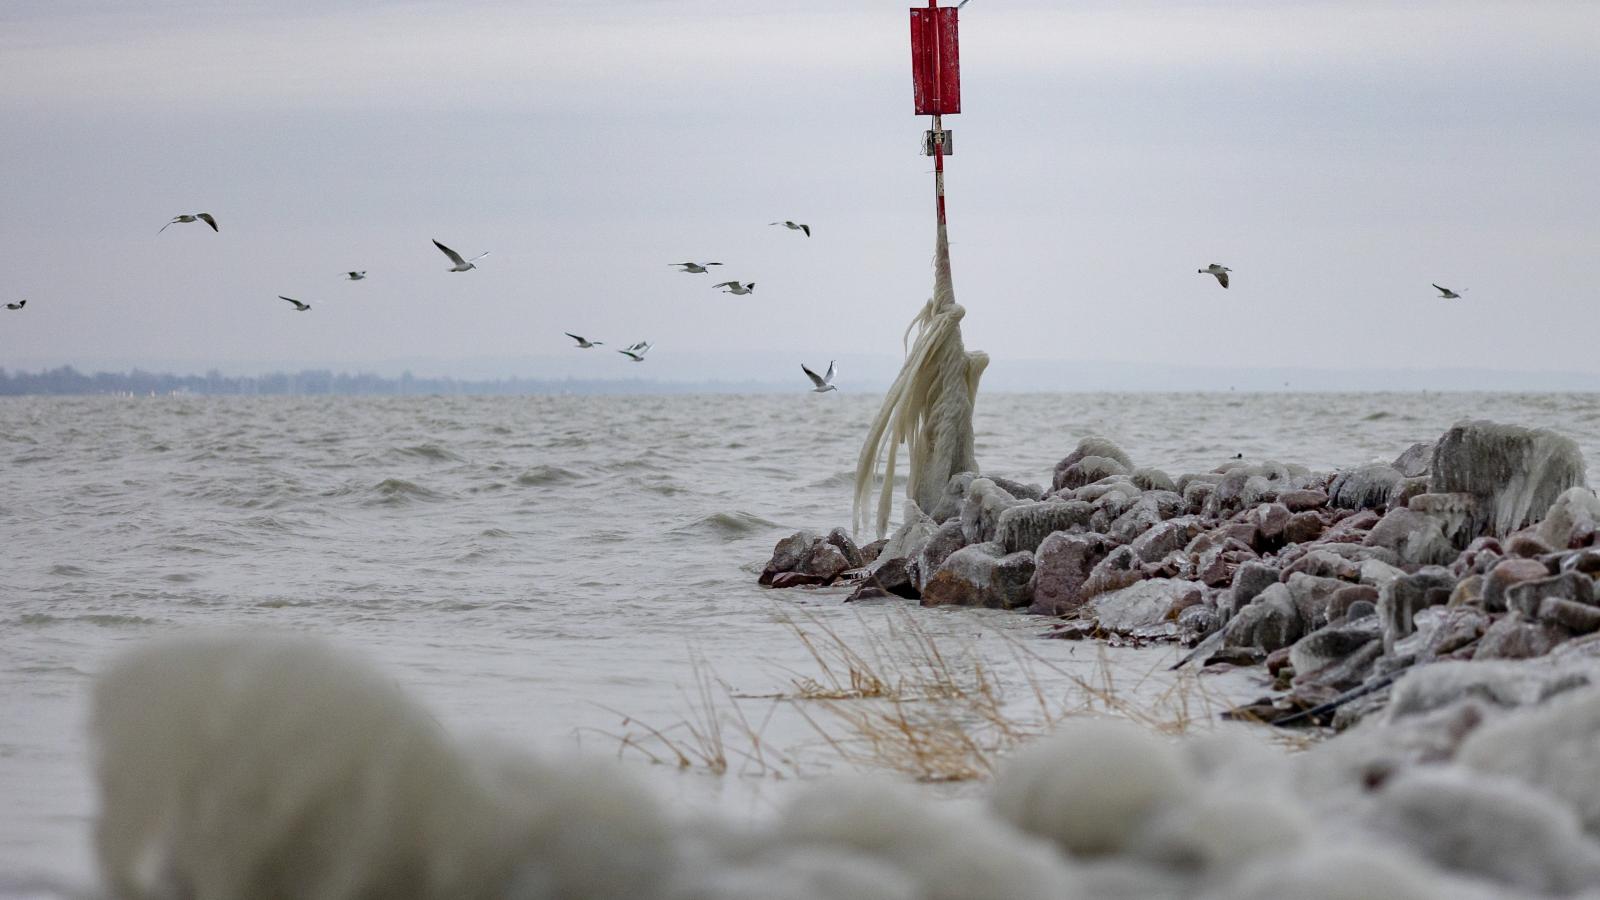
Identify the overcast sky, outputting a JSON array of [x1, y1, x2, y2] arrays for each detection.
[[1, 0, 1596, 385]]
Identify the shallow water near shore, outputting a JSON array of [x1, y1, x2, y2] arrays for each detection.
[[4, 390, 1600, 891]]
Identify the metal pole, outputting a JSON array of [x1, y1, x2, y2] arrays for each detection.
[[928, 0, 947, 226]]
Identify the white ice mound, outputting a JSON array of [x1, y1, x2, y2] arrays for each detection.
[[991, 718, 1187, 857], [91, 633, 672, 900]]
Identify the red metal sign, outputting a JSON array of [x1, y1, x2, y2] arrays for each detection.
[[909, 6, 960, 116]]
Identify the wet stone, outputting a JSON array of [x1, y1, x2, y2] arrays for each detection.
[[1503, 571, 1594, 618], [1482, 557, 1552, 612], [1280, 489, 1330, 513], [1537, 597, 1600, 634]]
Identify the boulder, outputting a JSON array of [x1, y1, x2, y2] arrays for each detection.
[[1472, 613, 1568, 660], [1392, 441, 1436, 478], [1365, 508, 1456, 567], [1279, 489, 1330, 513], [879, 500, 938, 562], [929, 472, 979, 523], [1052, 437, 1133, 492], [1131, 467, 1177, 493], [1284, 572, 1349, 630], [1027, 532, 1110, 616], [1482, 557, 1556, 612], [960, 478, 1026, 544], [1088, 579, 1201, 633], [1222, 583, 1304, 652], [915, 521, 968, 592], [1224, 561, 1281, 620], [1407, 492, 1479, 548], [795, 541, 851, 583], [1329, 464, 1404, 511], [1378, 566, 1457, 651], [1130, 518, 1198, 564], [760, 530, 819, 585], [1503, 571, 1595, 618], [1289, 616, 1382, 688], [1538, 597, 1600, 634], [1388, 477, 1430, 512], [1282, 548, 1361, 582], [1284, 510, 1328, 545], [1056, 456, 1131, 492], [995, 499, 1095, 554], [1249, 502, 1292, 547], [858, 538, 888, 567], [1325, 509, 1381, 541], [1107, 496, 1165, 545], [849, 556, 920, 601], [921, 544, 1036, 610], [1080, 545, 1145, 601], [1429, 420, 1588, 537], [990, 476, 1046, 502], [824, 528, 865, 569], [1537, 487, 1600, 550], [1182, 481, 1216, 516], [1327, 584, 1380, 622]]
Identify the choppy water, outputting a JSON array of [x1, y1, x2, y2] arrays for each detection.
[[4, 391, 1600, 890]]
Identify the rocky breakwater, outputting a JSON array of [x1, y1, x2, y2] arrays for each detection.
[[761, 419, 1600, 730]]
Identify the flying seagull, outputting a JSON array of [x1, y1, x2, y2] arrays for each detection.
[[159, 213, 218, 234], [4, 300, 24, 310], [433, 239, 490, 272], [769, 221, 811, 237], [802, 361, 837, 393], [670, 261, 723, 274], [618, 342, 652, 362], [565, 333, 603, 349], [1432, 284, 1466, 299], [279, 295, 311, 311], [713, 281, 755, 295], [346, 271, 367, 281], [1198, 263, 1231, 289]]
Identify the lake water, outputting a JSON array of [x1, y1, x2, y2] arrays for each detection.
[[5, 391, 1599, 892]]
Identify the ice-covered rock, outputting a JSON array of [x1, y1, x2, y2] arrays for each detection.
[[1051, 437, 1134, 492], [915, 520, 968, 592], [1503, 571, 1594, 618], [1365, 508, 1456, 567], [1329, 464, 1404, 511], [995, 499, 1094, 554], [1378, 567, 1457, 651], [1537, 486, 1600, 550], [879, 500, 937, 562], [1087, 578, 1200, 633], [1429, 419, 1587, 537], [928, 471, 978, 523], [960, 478, 1026, 544], [1481, 557, 1553, 612], [1457, 684, 1600, 836], [760, 530, 819, 585], [920, 543, 1035, 610], [1027, 531, 1109, 616], [1392, 441, 1437, 478], [824, 527, 865, 569], [1131, 467, 1177, 493]]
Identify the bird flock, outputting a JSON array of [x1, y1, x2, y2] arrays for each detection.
[[1196, 261, 1467, 299], [3, 209, 1470, 391]]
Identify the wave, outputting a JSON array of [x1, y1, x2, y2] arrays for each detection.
[[365, 478, 445, 504], [392, 444, 463, 462], [672, 510, 779, 539], [515, 465, 586, 486], [17, 613, 159, 628]]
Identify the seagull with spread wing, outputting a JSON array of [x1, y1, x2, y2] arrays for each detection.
[[1433, 284, 1466, 299], [433, 239, 490, 272], [670, 261, 723, 274], [1198, 263, 1231, 289], [566, 333, 603, 349], [713, 281, 755, 295], [769, 221, 810, 237], [279, 296, 311, 311], [618, 342, 652, 362], [160, 213, 218, 234], [803, 361, 837, 393]]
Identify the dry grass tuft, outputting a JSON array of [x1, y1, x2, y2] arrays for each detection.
[[594, 608, 1273, 783]]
